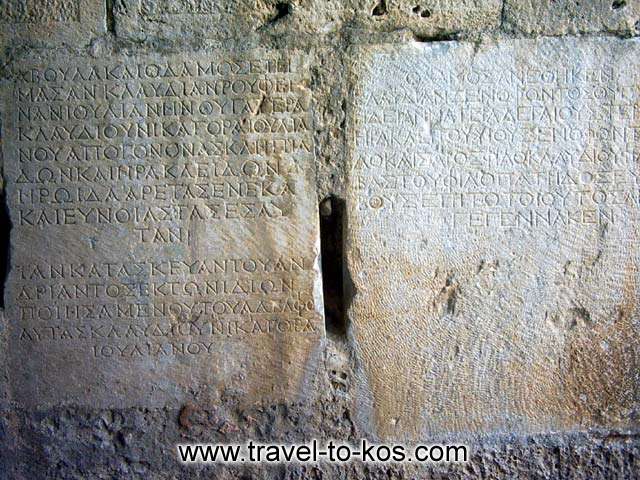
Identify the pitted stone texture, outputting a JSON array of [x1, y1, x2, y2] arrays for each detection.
[[0, 0, 106, 50], [504, 0, 640, 36], [348, 0, 501, 38], [112, 0, 502, 43], [2, 51, 324, 408], [4, 403, 640, 478], [112, 0, 350, 42], [347, 38, 640, 440]]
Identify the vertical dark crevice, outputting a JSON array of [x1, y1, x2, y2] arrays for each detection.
[[319, 196, 347, 337], [0, 176, 9, 310], [106, 0, 116, 34]]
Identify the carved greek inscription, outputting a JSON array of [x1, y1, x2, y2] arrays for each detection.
[[353, 56, 640, 230], [16, 258, 319, 360], [348, 39, 640, 438], [3, 53, 320, 406], [12, 59, 311, 237]]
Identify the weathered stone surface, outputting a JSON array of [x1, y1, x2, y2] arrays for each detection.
[[112, 0, 349, 42], [4, 402, 640, 479], [112, 0, 502, 43], [2, 51, 324, 408], [347, 38, 640, 440], [3, 0, 640, 477], [504, 0, 640, 36], [0, 0, 106, 49], [350, 0, 502, 39]]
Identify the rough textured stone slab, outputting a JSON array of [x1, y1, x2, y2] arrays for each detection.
[[347, 38, 640, 440], [2, 51, 324, 408], [0, 0, 105, 49], [351, 0, 502, 38], [113, 0, 502, 42], [112, 0, 344, 41], [504, 0, 640, 36]]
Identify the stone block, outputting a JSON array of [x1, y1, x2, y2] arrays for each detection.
[[349, 0, 502, 39], [0, 0, 106, 49], [112, 0, 348, 42], [503, 0, 640, 36], [347, 38, 640, 440], [2, 51, 324, 408]]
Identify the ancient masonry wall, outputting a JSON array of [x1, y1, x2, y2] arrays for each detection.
[[1, 1, 640, 478]]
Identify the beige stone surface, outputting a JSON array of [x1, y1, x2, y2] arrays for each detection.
[[347, 38, 640, 440], [112, 0, 502, 42], [3, 0, 640, 476], [350, 0, 502, 38], [504, 0, 640, 36], [113, 0, 350, 41], [0, 0, 106, 49], [2, 51, 324, 408]]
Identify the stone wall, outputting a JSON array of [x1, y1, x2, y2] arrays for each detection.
[[1, 1, 640, 478]]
